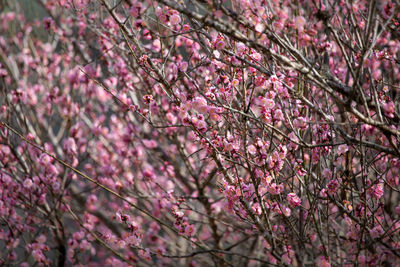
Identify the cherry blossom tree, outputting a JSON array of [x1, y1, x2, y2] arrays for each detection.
[[1, 0, 400, 266]]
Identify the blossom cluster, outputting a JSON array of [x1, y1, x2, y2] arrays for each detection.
[[0, 0, 399, 266]]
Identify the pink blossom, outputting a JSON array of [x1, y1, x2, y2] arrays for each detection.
[[383, 101, 395, 118], [63, 137, 77, 156], [1, 1, 399, 266], [23, 179, 34, 189], [215, 39, 225, 50], [125, 234, 141, 246], [268, 183, 282, 195], [166, 112, 177, 124], [43, 17, 53, 30], [184, 224, 196, 236], [372, 69, 382, 80], [337, 144, 348, 155], [248, 144, 257, 155], [262, 175, 272, 185], [170, 14, 181, 25], [252, 202, 262, 215], [273, 109, 284, 121], [322, 168, 332, 179], [287, 193, 301, 207], [294, 16, 306, 31], [32, 249, 45, 263], [72, 231, 84, 241], [178, 61, 188, 72], [192, 96, 207, 111], [317, 256, 331, 267], [138, 248, 151, 261], [250, 52, 262, 61], [369, 182, 384, 199], [143, 169, 155, 179], [236, 42, 247, 54], [327, 179, 339, 194], [282, 206, 291, 216], [37, 235, 46, 244], [293, 117, 308, 129], [142, 139, 158, 148], [396, 205, 400, 215], [260, 98, 275, 109], [370, 225, 384, 239], [129, 3, 143, 17]]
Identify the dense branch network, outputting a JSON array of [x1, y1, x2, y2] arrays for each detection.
[[0, 0, 399, 266]]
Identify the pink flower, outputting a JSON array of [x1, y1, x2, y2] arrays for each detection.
[[39, 154, 52, 166], [178, 61, 188, 72], [43, 17, 53, 30], [327, 179, 339, 194], [369, 182, 384, 199], [139, 248, 151, 261], [262, 175, 272, 185], [322, 168, 332, 179], [252, 202, 262, 215], [268, 183, 282, 195], [293, 117, 308, 129], [250, 52, 262, 61], [294, 16, 306, 31], [215, 39, 225, 50], [37, 235, 46, 244], [184, 224, 196, 236], [116, 240, 126, 249], [370, 225, 384, 239], [32, 249, 45, 263], [23, 179, 34, 189], [282, 206, 291, 216], [116, 212, 130, 223], [170, 14, 181, 25], [143, 169, 155, 179], [248, 145, 257, 155], [317, 256, 331, 267], [372, 69, 382, 80], [383, 101, 395, 118], [274, 109, 284, 121], [142, 139, 158, 148], [236, 42, 247, 55], [260, 98, 275, 109], [72, 231, 84, 241], [192, 96, 207, 111], [63, 137, 77, 156], [125, 234, 141, 246], [129, 3, 143, 17], [287, 193, 301, 207], [166, 112, 177, 124], [27, 133, 35, 141], [396, 205, 400, 215], [337, 144, 348, 155]]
